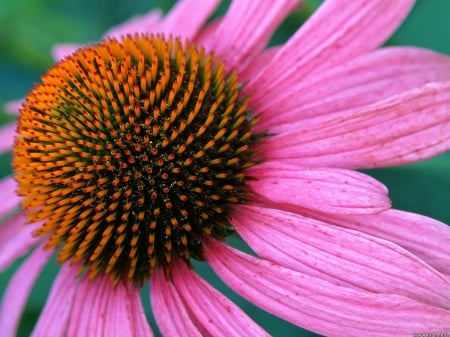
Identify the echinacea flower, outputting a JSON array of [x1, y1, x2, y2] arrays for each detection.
[[2, 0, 450, 336]]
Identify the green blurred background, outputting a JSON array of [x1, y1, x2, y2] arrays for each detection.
[[1, 0, 450, 336]]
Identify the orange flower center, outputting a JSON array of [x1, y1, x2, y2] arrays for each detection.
[[13, 34, 261, 286]]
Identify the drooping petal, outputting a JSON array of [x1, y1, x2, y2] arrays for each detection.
[[328, 209, 450, 277], [151, 268, 203, 337], [247, 161, 390, 214], [125, 283, 154, 337], [66, 275, 152, 337], [233, 204, 450, 308], [260, 82, 450, 169], [155, 0, 220, 39], [0, 123, 16, 154], [0, 177, 21, 218], [31, 264, 79, 337], [102, 9, 163, 39], [247, 0, 414, 101], [206, 240, 450, 337], [171, 261, 269, 337], [0, 244, 53, 337], [65, 272, 101, 336], [255, 47, 450, 132], [203, 0, 299, 70], [104, 280, 154, 337], [0, 213, 40, 271]]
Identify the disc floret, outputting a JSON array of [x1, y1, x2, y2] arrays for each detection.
[[13, 34, 261, 285]]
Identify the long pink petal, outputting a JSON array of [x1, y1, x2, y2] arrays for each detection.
[[172, 261, 269, 337], [156, 0, 220, 39], [0, 122, 16, 154], [53, 1, 217, 61], [255, 47, 450, 132], [66, 275, 151, 337], [125, 283, 154, 337], [0, 213, 40, 271], [247, 0, 414, 101], [103, 280, 153, 337], [31, 264, 79, 337], [206, 240, 450, 337], [0, 177, 21, 218], [260, 82, 450, 169], [33, 269, 151, 337], [102, 10, 163, 39], [66, 272, 102, 336], [247, 161, 390, 214], [328, 209, 450, 277], [0, 244, 53, 337], [203, 0, 299, 71], [52, 10, 162, 62], [238, 46, 280, 82], [233, 204, 450, 308], [151, 268, 203, 337]]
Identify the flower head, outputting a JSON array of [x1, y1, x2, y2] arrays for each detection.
[[14, 34, 261, 286], [2, 0, 450, 336]]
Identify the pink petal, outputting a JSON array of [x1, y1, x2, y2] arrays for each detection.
[[330, 209, 450, 277], [0, 244, 53, 337], [171, 261, 269, 337], [4, 99, 23, 115], [66, 272, 102, 336], [126, 282, 154, 337], [192, 17, 221, 46], [206, 240, 450, 337], [247, 0, 414, 101], [156, 0, 220, 39], [0, 213, 40, 271], [260, 82, 450, 169], [51, 43, 82, 61], [202, 0, 299, 71], [255, 47, 450, 132], [54, 1, 218, 62], [239, 46, 280, 82], [0, 122, 16, 154], [247, 161, 390, 214], [102, 9, 163, 39], [0, 177, 21, 218], [31, 264, 78, 337], [151, 268, 203, 337], [104, 280, 153, 337], [233, 204, 450, 309], [66, 276, 151, 337]]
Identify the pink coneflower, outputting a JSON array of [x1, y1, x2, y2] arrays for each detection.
[[2, 0, 450, 336]]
